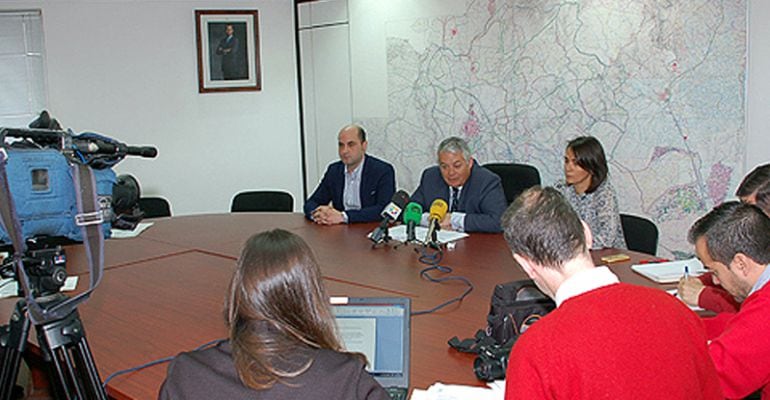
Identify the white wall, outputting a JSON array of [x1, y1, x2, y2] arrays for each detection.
[[298, 0, 353, 196], [747, 0, 770, 171], [0, 0, 303, 215]]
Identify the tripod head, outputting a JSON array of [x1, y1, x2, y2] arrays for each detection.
[[1, 245, 67, 298]]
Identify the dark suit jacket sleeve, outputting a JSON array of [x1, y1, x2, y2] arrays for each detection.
[[303, 166, 335, 219], [463, 174, 507, 233], [345, 161, 396, 223], [410, 169, 429, 210]]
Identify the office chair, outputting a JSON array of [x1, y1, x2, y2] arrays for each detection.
[[138, 197, 172, 218], [483, 163, 541, 204], [620, 213, 659, 256], [230, 190, 294, 212]]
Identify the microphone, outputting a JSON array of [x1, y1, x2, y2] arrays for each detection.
[[424, 199, 448, 246], [73, 138, 158, 158], [402, 202, 423, 243], [370, 190, 410, 244]]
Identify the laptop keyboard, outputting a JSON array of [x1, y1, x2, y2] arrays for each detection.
[[386, 387, 408, 400]]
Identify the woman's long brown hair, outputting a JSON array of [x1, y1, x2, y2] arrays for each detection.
[[224, 229, 343, 389]]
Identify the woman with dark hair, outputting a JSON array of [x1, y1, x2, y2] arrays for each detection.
[[159, 229, 388, 399], [554, 136, 626, 249], [736, 163, 770, 214]]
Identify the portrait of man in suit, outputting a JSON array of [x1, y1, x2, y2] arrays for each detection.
[[208, 22, 248, 81]]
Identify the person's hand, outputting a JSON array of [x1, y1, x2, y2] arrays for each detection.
[[311, 206, 344, 225], [439, 213, 453, 231], [320, 209, 344, 225], [311, 205, 332, 223], [677, 276, 705, 307]]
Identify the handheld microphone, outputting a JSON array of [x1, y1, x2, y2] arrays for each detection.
[[424, 199, 448, 246], [403, 202, 423, 242], [370, 190, 410, 244]]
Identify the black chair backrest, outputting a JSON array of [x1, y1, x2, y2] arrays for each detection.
[[620, 213, 659, 256], [483, 163, 541, 204], [231, 191, 294, 212], [138, 197, 172, 219]]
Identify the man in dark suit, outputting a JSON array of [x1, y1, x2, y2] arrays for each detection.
[[303, 125, 396, 224], [215, 24, 243, 80], [411, 136, 507, 233]]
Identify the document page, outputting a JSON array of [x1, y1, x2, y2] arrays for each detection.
[[631, 258, 705, 283], [337, 317, 377, 369], [368, 225, 469, 244]]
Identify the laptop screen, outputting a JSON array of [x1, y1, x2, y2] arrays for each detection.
[[331, 297, 411, 388]]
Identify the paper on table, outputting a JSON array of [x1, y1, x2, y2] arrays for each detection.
[[110, 222, 154, 239], [630, 258, 706, 283], [667, 289, 705, 312], [0, 276, 79, 300], [368, 224, 469, 244], [410, 381, 504, 400]]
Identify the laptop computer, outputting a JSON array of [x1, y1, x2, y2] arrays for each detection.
[[331, 297, 411, 400]]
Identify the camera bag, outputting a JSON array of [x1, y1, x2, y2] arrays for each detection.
[[0, 147, 115, 244], [448, 279, 555, 380]]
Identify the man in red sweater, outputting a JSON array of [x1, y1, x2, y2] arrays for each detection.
[[686, 201, 770, 399], [501, 187, 721, 400], [679, 163, 770, 313]]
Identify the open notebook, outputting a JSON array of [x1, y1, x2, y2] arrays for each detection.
[[631, 258, 706, 283], [331, 297, 411, 400]]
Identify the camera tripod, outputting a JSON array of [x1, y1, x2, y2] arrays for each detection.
[[0, 143, 109, 400], [0, 289, 107, 400]]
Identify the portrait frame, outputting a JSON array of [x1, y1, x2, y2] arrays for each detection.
[[195, 9, 261, 93]]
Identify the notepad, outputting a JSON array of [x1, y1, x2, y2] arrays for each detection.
[[631, 258, 706, 283]]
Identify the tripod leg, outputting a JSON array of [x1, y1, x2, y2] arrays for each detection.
[[37, 308, 106, 400], [0, 300, 31, 400]]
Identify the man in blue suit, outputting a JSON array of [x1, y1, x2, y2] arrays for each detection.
[[304, 125, 396, 224], [411, 136, 507, 233]]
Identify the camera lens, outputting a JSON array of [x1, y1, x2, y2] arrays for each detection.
[[473, 354, 507, 381]]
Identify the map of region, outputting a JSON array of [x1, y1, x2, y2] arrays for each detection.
[[360, 0, 746, 257]]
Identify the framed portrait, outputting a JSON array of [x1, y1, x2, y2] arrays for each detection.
[[195, 10, 261, 93]]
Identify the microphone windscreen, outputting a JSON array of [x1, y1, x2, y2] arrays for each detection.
[[403, 202, 423, 224], [392, 190, 410, 208], [429, 199, 448, 221], [381, 190, 411, 220]]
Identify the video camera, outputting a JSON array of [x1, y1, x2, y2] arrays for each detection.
[[0, 112, 157, 399], [0, 111, 157, 245], [472, 341, 512, 381]]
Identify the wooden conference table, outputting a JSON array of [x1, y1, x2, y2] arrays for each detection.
[[0, 213, 672, 399]]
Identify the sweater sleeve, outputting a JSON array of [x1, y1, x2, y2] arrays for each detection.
[[355, 366, 390, 400], [707, 294, 770, 399], [505, 335, 549, 399], [698, 286, 740, 314], [590, 183, 626, 249]]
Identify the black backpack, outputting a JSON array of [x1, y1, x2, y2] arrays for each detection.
[[448, 279, 555, 381]]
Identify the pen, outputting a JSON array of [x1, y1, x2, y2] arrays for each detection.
[[684, 265, 689, 279]]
